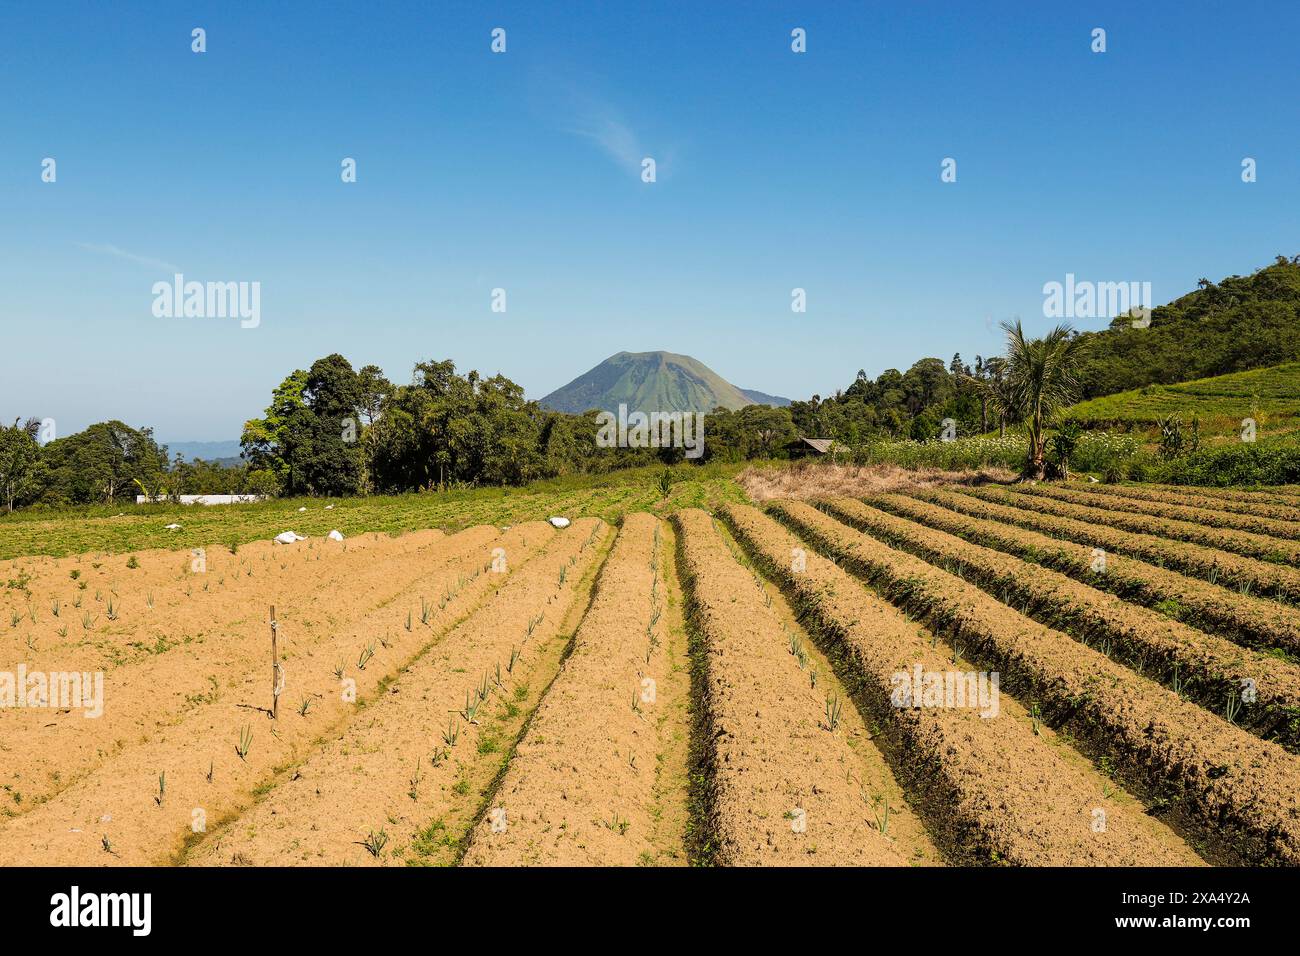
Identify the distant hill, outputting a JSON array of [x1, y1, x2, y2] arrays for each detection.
[[163, 440, 244, 463], [540, 351, 789, 415], [1067, 360, 1300, 441], [1076, 256, 1300, 399], [739, 388, 792, 408]]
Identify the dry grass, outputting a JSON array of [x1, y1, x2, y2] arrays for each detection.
[[736, 462, 1016, 503]]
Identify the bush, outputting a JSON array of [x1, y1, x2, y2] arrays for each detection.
[[1146, 439, 1300, 486]]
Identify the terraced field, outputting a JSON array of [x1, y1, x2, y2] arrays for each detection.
[[3, 477, 1298, 866]]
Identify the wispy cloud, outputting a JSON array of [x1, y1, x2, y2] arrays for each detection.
[[77, 242, 179, 273], [565, 107, 644, 172], [533, 67, 674, 178]]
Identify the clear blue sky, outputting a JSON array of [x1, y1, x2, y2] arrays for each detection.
[[2, 1, 1297, 441]]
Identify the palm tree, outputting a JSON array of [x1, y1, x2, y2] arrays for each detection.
[[1000, 320, 1087, 479]]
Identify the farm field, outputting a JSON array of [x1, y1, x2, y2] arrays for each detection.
[[2, 470, 1299, 866], [1066, 360, 1300, 441]]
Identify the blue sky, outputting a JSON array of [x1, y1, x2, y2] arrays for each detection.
[[2, 0, 1297, 441]]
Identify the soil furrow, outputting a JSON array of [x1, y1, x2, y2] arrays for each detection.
[[977, 485, 1300, 565], [183, 519, 608, 867], [718, 503, 1200, 866], [816, 497, 1300, 751], [922, 487, 1300, 603], [462, 513, 687, 866], [863, 491, 1300, 657], [760, 500, 1300, 865], [0, 526, 509, 816], [0, 522, 558, 864], [674, 508, 922, 865]]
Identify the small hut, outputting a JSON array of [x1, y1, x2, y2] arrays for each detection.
[[785, 437, 840, 459]]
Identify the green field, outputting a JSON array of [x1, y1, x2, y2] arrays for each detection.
[[1067, 361, 1300, 440], [0, 463, 752, 561]]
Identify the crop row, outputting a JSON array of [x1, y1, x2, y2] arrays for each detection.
[[0, 525, 509, 818], [1150, 484, 1300, 508], [819, 497, 1300, 750], [973, 486, 1300, 565], [920, 488, 1300, 604], [186, 518, 610, 867], [718, 503, 1201, 865], [1066, 483, 1300, 523], [761, 500, 1300, 866], [673, 508, 909, 865], [1012, 483, 1300, 542], [0, 520, 571, 865], [462, 513, 676, 866], [864, 491, 1300, 657]]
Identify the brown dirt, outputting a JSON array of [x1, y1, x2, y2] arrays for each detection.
[[923, 487, 1300, 603], [0, 521, 561, 865], [1068, 483, 1300, 524], [765, 499, 1300, 865], [181, 519, 609, 866], [1027, 483, 1300, 542], [462, 513, 690, 866], [675, 508, 931, 866], [818, 497, 1300, 750], [720, 503, 1202, 867], [862, 491, 1300, 657], [0, 526, 507, 818], [980, 485, 1300, 564]]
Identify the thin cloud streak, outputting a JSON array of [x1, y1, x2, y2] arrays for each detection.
[[77, 242, 179, 273]]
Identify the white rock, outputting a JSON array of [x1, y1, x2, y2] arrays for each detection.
[[325, 504, 334, 510], [548, 516, 571, 529], [297, 506, 307, 512], [164, 523, 182, 530], [274, 531, 307, 545], [327, 530, 344, 541]]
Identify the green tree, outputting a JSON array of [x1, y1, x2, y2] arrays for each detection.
[[1001, 320, 1087, 479], [0, 418, 41, 512]]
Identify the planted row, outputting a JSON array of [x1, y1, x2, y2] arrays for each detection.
[[975, 486, 1300, 565], [863, 491, 1300, 657], [819, 497, 1300, 750], [718, 503, 1200, 866], [1013, 483, 1300, 542], [673, 508, 912, 865], [463, 513, 678, 866], [919, 488, 1300, 604], [763, 499, 1300, 866], [1065, 483, 1300, 524]]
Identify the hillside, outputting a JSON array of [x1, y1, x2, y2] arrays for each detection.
[[539, 351, 787, 415], [1075, 256, 1300, 398], [1067, 360, 1300, 439]]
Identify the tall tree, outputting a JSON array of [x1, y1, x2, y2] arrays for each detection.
[[1001, 320, 1087, 478], [0, 418, 41, 512]]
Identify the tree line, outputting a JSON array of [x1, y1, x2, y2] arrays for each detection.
[[3, 257, 1292, 509]]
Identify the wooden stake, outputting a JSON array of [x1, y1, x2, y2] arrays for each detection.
[[270, 604, 279, 719]]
